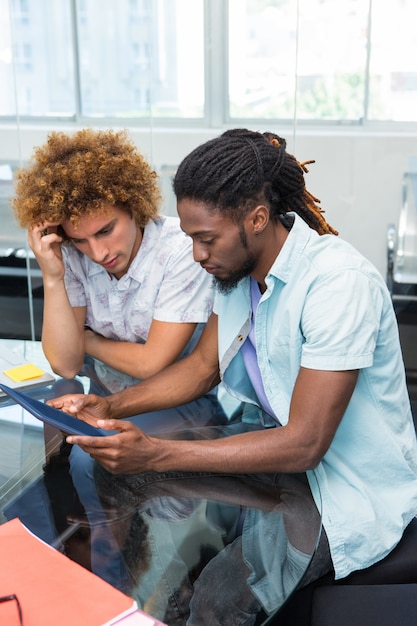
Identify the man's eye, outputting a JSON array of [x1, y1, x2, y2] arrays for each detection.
[[200, 239, 213, 245]]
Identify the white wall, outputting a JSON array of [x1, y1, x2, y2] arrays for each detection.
[[293, 131, 417, 280], [2, 124, 417, 279]]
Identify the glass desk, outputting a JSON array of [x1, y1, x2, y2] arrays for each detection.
[[0, 339, 322, 625]]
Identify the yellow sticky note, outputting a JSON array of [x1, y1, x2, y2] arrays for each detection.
[[3, 363, 45, 382]]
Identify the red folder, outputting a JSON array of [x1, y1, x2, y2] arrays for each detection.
[[0, 518, 138, 626]]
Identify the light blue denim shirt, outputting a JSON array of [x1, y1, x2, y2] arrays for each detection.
[[214, 213, 417, 579]]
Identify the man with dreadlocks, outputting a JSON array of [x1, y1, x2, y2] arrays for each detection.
[[52, 129, 417, 619]]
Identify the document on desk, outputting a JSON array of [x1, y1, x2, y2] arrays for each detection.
[[115, 610, 167, 625], [0, 343, 55, 396], [0, 383, 110, 437], [0, 518, 143, 626]]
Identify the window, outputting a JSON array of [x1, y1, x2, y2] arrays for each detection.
[[1, 0, 417, 125], [228, 0, 369, 122], [368, 0, 417, 121], [1, 0, 75, 117], [76, 0, 205, 119]]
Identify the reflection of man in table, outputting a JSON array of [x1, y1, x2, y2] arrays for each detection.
[[94, 469, 321, 625], [53, 129, 417, 613]]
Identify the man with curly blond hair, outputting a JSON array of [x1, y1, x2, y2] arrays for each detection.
[[13, 128, 225, 588], [13, 128, 215, 388]]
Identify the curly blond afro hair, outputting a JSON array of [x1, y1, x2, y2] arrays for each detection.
[[13, 128, 161, 239]]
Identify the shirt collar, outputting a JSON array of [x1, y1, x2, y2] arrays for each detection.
[[267, 213, 314, 284], [126, 218, 164, 280]]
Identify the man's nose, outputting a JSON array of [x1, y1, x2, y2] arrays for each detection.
[[88, 240, 109, 263], [193, 242, 209, 263]]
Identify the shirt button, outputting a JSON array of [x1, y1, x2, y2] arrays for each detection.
[[238, 335, 244, 342]]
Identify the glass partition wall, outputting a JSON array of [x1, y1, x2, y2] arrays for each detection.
[[0, 0, 206, 340], [2, 0, 417, 340], [0, 0, 42, 340]]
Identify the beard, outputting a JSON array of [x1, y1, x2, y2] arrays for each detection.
[[213, 223, 257, 295], [213, 253, 257, 295]]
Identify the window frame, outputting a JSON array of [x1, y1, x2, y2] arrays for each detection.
[[2, 0, 417, 131]]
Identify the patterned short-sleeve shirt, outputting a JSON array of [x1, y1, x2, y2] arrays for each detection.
[[63, 215, 214, 358]]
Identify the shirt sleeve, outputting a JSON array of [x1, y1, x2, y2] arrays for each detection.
[[152, 237, 214, 323], [300, 268, 384, 371]]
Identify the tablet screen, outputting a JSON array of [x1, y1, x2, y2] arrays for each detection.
[[0, 383, 107, 437]]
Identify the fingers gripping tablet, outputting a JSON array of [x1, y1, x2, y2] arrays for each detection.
[[0, 383, 108, 437]]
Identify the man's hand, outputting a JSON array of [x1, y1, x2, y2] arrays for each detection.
[[65, 420, 157, 475], [28, 222, 65, 281], [47, 393, 113, 425]]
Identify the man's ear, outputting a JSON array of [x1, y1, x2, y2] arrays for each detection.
[[250, 204, 269, 236]]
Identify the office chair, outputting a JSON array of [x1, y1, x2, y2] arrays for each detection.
[[387, 170, 417, 313], [272, 516, 417, 626]]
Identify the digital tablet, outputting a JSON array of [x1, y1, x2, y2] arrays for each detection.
[[0, 383, 108, 437]]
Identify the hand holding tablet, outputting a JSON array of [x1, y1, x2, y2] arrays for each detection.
[[0, 383, 108, 437]]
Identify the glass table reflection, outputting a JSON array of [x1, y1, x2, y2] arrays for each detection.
[[0, 339, 322, 625]]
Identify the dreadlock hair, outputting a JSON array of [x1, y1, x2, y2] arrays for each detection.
[[173, 128, 338, 236]]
